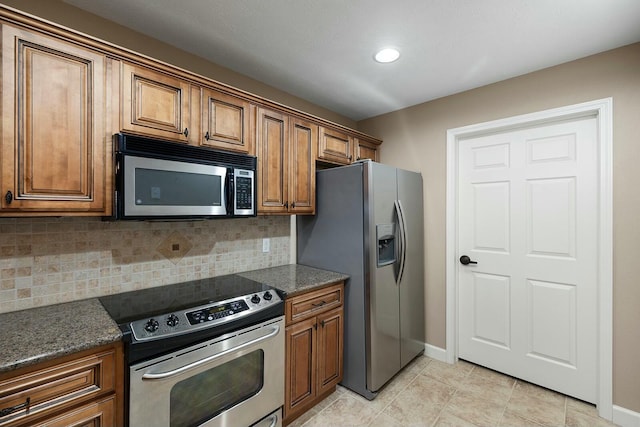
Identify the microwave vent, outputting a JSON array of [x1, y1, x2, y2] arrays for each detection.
[[115, 133, 256, 169]]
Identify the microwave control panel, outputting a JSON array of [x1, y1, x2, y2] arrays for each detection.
[[234, 169, 254, 214]]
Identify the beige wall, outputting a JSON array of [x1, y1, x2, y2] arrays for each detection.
[[358, 43, 640, 412], [2, 0, 638, 413], [0, 0, 356, 129]]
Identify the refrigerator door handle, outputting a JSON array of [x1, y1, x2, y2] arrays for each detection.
[[394, 200, 408, 285]]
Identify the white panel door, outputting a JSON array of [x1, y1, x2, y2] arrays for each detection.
[[458, 116, 598, 403]]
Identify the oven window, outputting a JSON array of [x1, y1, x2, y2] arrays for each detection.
[[135, 168, 222, 206], [169, 350, 264, 427]]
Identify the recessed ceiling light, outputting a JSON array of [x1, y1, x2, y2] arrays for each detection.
[[374, 48, 400, 63]]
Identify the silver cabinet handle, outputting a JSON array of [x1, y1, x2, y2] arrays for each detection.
[[141, 325, 280, 381]]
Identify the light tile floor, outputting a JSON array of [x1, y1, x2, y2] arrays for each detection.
[[288, 356, 618, 427]]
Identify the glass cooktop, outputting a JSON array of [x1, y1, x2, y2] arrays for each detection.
[[98, 274, 278, 325]]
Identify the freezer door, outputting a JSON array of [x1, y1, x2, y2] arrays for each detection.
[[296, 163, 370, 397], [397, 169, 426, 366], [367, 162, 401, 391]]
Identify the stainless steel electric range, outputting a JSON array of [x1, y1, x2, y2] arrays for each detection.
[[99, 274, 285, 427]]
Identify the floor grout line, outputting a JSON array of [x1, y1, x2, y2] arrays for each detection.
[[293, 356, 614, 427]]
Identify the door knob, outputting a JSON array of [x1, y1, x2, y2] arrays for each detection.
[[459, 255, 477, 265]]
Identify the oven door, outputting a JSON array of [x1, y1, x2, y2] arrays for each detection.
[[122, 154, 229, 218], [129, 317, 284, 427]]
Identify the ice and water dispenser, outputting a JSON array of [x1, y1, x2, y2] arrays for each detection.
[[376, 224, 396, 267]]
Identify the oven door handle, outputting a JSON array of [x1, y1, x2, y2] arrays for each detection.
[[141, 325, 280, 381]]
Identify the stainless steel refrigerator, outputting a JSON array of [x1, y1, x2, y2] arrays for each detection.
[[297, 160, 425, 400]]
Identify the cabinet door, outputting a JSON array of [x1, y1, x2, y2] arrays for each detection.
[[317, 306, 344, 396], [121, 62, 192, 143], [201, 88, 252, 153], [289, 118, 317, 214], [256, 107, 289, 213], [32, 396, 116, 427], [318, 127, 352, 165], [355, 137, 380, 162], [284, 317, 317, 419], [0, 25, 108, 215]]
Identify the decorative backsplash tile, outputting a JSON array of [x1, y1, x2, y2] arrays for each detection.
[[0, 216, 291, 314], [156, 231, 194, 264]]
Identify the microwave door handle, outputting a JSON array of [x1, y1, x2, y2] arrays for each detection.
[[226, 169, 234, 215]]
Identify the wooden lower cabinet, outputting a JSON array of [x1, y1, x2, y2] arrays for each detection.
[[32, 396, 116, 427], [0, 342, 123, 427], [284, 282, 344, 425]]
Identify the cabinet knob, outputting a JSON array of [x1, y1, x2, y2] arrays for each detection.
[[284, 201, 289, 209], [183, 128, 189, 137], [5, 190, 13, 205], [348, 155, 353, 161], [205, 131, 210, 141], [291, 202, 296, 208]]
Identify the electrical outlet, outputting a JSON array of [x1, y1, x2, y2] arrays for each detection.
[[262, 238, 270, 253]]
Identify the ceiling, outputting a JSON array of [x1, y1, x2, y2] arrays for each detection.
[[63, 0, 640, 121]]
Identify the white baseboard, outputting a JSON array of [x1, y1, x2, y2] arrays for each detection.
[[613, 405, 640, 427], [424, 343, 447, 362]]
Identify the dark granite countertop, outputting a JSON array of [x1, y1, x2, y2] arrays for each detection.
[[0, 265, 346, 374], [0, 298, 122, 374], [237, 264, 349, 297]]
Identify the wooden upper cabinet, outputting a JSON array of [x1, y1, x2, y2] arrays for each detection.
[[0, 24, 110, 215], [256, 107, 289, 213], [200, 88, 252, 154], [256, 109, 317, 215], [354, 137, 380, 162], [121, 62, 193, 143], [289, 118, 317, 214], [317, 127, 352, 165]]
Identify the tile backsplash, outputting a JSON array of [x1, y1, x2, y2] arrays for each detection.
[[0, 216, 291, 314]]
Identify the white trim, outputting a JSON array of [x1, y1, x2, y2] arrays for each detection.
[[445, 98, 613, 419], [424, 343, 447, 362], [613, 405, 640, 427]]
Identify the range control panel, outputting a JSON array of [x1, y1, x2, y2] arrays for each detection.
[[129, 290, 281, 342], [186, 300, 249, 325]]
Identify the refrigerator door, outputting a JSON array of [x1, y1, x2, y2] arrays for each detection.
[[367, 162, 401, 391], [397, 169, 426, 367]]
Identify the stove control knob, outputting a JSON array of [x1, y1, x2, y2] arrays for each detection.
[[250, 294, 261, 304], [263, 291, 273, 301], [144, 318, 159, 333], [166, 314, 179, 327]]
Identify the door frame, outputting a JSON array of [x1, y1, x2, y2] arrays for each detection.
[[445, 98, 613, 419]]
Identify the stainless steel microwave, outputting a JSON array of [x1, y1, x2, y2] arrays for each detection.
[[112, 133, 256, 220]]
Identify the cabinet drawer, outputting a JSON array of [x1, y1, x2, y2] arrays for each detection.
[[31, 395, 116, 427], [0, 349, 116, 426], [285, 282, 343, 325]]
